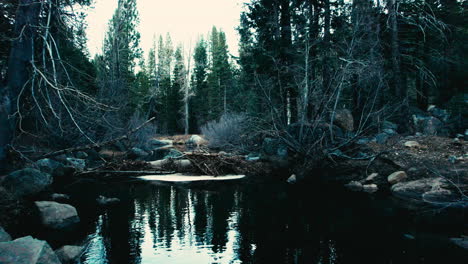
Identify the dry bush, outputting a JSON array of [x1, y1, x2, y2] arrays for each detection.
[[201, 113, 251, 152]]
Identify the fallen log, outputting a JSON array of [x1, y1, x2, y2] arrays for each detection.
[[76, 170, 175, 177], [38, 117, 156, 160], [137, 173, 246, 183], [148, 159, 193, 172]]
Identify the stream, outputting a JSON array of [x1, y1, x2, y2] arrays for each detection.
[[55, 180, 466, 264]]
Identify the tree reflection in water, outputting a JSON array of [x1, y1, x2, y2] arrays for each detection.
[[79, 183, 466, 264]]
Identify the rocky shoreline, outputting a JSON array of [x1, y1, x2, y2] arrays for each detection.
[[0, 106, 467, 262]]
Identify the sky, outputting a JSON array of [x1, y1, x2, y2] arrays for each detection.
[[85, 0, 247, 58]]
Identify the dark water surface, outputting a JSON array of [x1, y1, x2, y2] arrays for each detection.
[[62, 180, 466, 264]]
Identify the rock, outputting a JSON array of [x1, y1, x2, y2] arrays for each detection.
[[375, 133, 389, 144], [287, 174, 297, 184], [35, 201, 80, 230], [404, 141, 420, 148], [412, 115, 447, 136], [96, 195, 120, 206], [363, 173, 379, 183], [149, 147, 183, 160], [363, 184, 378, 193], [0, 236, 61, 264], [34, 159, 64, 174], [128, 147, 149, 159], [422, 189, 459, 203], [387, 171, 407, 185], [0, 226, 11, 242], [55, 245, 84, 264], [75, 151, 88, 159], [186, 135, 205, 146], [65, 158, 86, 171], [427, 105, 450, 122], [1, 168, 52, 197], [344, 181, 363, 191], [390, 177, 457, 203], [450, 237, 468, 250], [403, 234, 415, 240], [357, 138, 372, 145], [383, 128, 397, 135], [333, 109, 354, 131], [382, 121, 398, 131], [465, 129, 468, 141], [144, 138, 172, 151], [50, 193, 70, 202]]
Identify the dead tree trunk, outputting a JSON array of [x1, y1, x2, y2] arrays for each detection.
[[0, 0, 41, 172]]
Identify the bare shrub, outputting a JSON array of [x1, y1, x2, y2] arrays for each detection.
[[201, 113, 250, 152]]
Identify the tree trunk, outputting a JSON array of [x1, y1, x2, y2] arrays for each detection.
[[0, 0, 41, 172], [389, 0, 403, 99]]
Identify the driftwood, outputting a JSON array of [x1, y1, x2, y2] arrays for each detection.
[[38, 117, 156, 160], [76, 170, 174, 177]]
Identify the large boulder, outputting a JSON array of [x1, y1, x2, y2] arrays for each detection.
[[333, 109, 354, 132], [387, 171, 407, 185], [149, 147, 183, 161], [55, 245, 83, 264], [35, 201, 80, 230], [427, 105, 450, 122], [128, 147, 149, 160], [1, 168, 52, 197], [412, 115, 448, 136], [391, 177, 461, 205], [64, 158, 86, 171], [34, 159, 64, 174], [186, 135, 205, 146], [0, 226, 11, 242], [0, 236, 61, 264]]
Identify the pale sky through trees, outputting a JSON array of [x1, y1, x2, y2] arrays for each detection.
[[86, 0, 247, 57]]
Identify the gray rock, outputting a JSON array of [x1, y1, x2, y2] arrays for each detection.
[[333, 109, 354, 132], [383, 129, 397, 135], [422, 189, 459, 203], [96, 195, 120, 206], [75, 151, 88, 159], [35, 201, 80, 230], [391, 178, 444, 200], [186, 135, 205, 145], [150, 147, 183, 160], [363, 173, 379, 183], [427, 105, 450, 122], [356, 138, 372, 145], [404, 141, 420, 148], [412, 115, 447, 136], [450, 237, 468, 250], [375, 133, 389, 144], [0, 226, 11, 242], [344, 181, 363, 191], [0, 236, 61, 264], [34, 159, 64, 174], [148, 138, 173, 147], [403, 234, 415, 240], [1, 168, 52, 197], [363, 184, 378, 193], [382, 121, 398, 131], [55, 245, 84, 264], [65, 158, 86, 171], [388, 171, 407, 185], [129, 147, 149, 159], [287, 174, 297, 184], [50, 193, 71, 202]]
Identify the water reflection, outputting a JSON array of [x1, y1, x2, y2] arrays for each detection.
[[79, 183, 466, 264]]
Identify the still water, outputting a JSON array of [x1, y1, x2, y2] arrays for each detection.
[[65, 181, 466, 264]]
